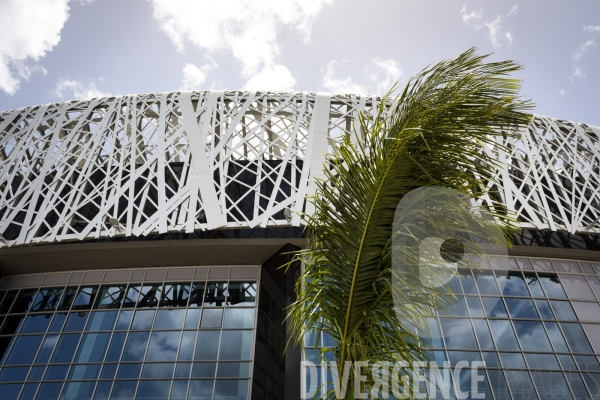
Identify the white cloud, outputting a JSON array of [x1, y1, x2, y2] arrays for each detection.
[[584, 25, 600, 33], [243, 64, 296, 91], [368, 59, 402, 94], [55, 78, 110, 100], [180, 60, 217, 91], [460, 5, 518, 49], [0, 0, 70, 95], [570, 67, 586, 80], [559, 89, 566, 96], [151, 0, 332, 90], [572, 39, 596, 62], [322, 61, 367, 94]]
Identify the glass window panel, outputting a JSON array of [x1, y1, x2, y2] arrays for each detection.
[[447, 351, 481, 366], [204, 282, 227, 306], [0, 366, 29, 382], [488, 320, 520, 350], [217, 362, 250, 377], [85, 311, 117, 331], [171, 380, 189, 400], [100, 364, 117, 379], [20, 314, 52, 334], [57, 287, 78, 310], [505, 370, 538, 400], [30, 288, 64, 312], [0, 290, 18, 314], [111, 380, 137, 400], [472, 319, 495, 350], [64, 312, 89, 331], [544, 322, 570, 352], [568, 372, 591, 400], [21, 383, 40, 398], [174, 363, 191, 378], [6, 335, 42, 365], [192, 362, 216, 378], [68, 364, 101, 380], [513, 321, 553, 352], [0, 383, 22, 400], [575, 355, 600, 371], [34, 335, 58, 364], [188, 380, 214, 399], [200, 308, 223, 328], [116, 363, 141, 379], [455, 365, 493, 400], [61, 381, 96, 400], [93, 381, 112, 400], [10, 289, 37, 313], [1, 315, 25, 335], [443, 273, 462, 294], [553, 260, 582, 273], [558, 354, 577, 370], [137, 284, 162, 308], [572, 301, 600, 322], [424, 350, 447, 365], [583, 373, 600, 399], [146, 331, 181, 361], [160, 283, 191, 307], [73, 333, 110, 363], [535, 300, 554, 319], [141, 363, 174, 378], [561, 323, 594, 353], [51, 334, 80, 363], [223, 308, 255, 329], [227, 282, 256, 306], [438, 295, 468, 317], [178, 331, 197, 361], [183, 308, 201, 329], [532, 371, 573, 400], [473, 271, 500, 295], [561, 274, 596, 301], [189, 282, 205, 307], [44, 365, 69, 380], [29, 366, 45, 380], [500, 352, 526, 368], [214, 379, 248, 400], [48, 313, 67, 332], [72, 286, 98, 310], [439, 318, 478, 349], [505, 298, 540, 319], [36, 382, 64, 400], [524, 272, 545, 297], [220, 330, 253, 360], [121, 331, 150, 361], [481, 297, 507, 317], [550, 301, 578, 320], [458, 269, 477, 294], [115, 310, 133, 330], [533, 258, 554, 271], [0, 336, 13, 364], [539, 273, 567, 298], [153, 309, 185, 330], [195, 331, 220, 360], [136, 380, 171, 400], [465, 297, 484, 317], [105, 332, 126, 362], [525, 353, 560, 370], [482, 352, 500, 368], [586, 276, 600, 300], [580, 262, 596, 274], [130, 310, 155, 330], [498, 271, 531, 296], [122, 285, 141, 308], [94, 285, 126, 309]]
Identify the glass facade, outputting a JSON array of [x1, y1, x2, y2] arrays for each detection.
[[0, 268, 258, 400], [305, 257, 600, 399]]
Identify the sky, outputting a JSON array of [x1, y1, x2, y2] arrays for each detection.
[[0, 0, 599, 126]]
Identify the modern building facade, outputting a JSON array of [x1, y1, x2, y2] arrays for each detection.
[[0, 91, 599, 399]]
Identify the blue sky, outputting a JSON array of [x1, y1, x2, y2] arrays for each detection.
[[1, 0, 599, 126]]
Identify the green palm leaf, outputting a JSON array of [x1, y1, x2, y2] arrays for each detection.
[[288, 48, 533, 398]]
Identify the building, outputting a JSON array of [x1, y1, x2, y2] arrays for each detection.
[[0, 91, 599, 399]]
